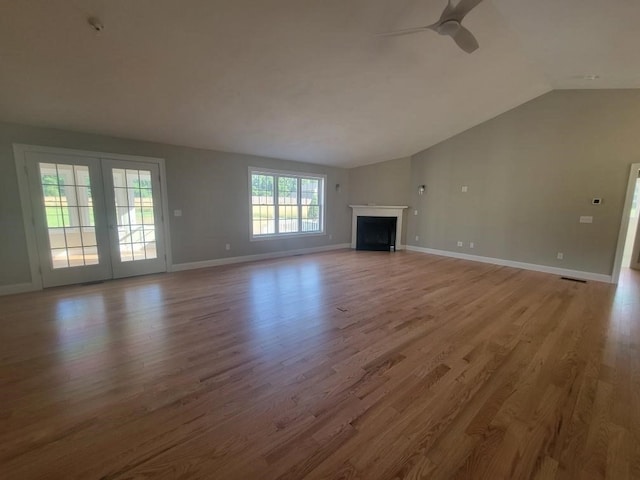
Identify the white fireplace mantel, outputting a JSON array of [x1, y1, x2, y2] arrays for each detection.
[[349, 205, 408, 250]]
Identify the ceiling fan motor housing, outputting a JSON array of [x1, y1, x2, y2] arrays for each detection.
[[437, 20, 461, 36]]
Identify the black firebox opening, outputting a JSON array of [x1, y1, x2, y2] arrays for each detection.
[[356, 216, 397, 251]]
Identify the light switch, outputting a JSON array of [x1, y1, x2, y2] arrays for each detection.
[[414, 209, 418, 216], [579, 216, 593, 224], [461, 186, 468, 193], [174, 209, 182, 217]]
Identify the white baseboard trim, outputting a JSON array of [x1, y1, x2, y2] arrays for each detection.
[[173, 243, 351, 272], [0, 282, 39, 296], [405, 246, 612, 283]]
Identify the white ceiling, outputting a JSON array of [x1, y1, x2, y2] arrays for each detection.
[[0, 0, 638, 167]]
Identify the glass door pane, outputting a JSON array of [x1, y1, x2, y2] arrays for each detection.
[[26, 152, 112, 288], [112, 168, 157, 262], [39, 163, 100, 268]]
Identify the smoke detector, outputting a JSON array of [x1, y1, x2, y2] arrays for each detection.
[[88, 17, 104, 32]]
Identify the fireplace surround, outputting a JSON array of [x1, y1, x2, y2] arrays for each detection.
[[349, 205, 408, 251]]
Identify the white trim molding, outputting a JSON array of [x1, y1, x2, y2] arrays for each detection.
[[349, 205, 408, 250], [173, 243, 350, 272], [405, 245, 612, 284], [611, 162, 640, 284]]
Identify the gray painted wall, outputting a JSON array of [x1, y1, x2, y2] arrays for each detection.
[[348, 157, 411, 207], [0, 122, 351, 286], [348, 157, 412, 245], [407, 89, 640, 275], [3, 89, 639, 287]]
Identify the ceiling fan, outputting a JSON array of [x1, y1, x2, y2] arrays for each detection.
[[379, 0, 484, 54]]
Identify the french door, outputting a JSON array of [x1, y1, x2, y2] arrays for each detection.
[[25, 151, 167, 288], [102, 159, 167, 278]]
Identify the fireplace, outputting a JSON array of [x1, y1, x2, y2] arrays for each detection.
[[349, 205, 408, 251], [356, 216, 397, 251]]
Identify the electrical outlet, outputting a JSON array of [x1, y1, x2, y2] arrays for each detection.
[[173, 209, 182, 217], [557, 252, 563, 260], [414, 210, 418, 216], [329, 234, 333, 240], [415, 235, 419, 242], [457, 241, 463, 247], [225, 243, 231, 251], [461, 186, 468, 193], [469, 242, 474, 249]]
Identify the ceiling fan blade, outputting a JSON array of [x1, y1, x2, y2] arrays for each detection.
[[451, 24, 479, 53], [377, 25, 435, 37], [439, 0, 456, 22], [448, 0, 484, 22]]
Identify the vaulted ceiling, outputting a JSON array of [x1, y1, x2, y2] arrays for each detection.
[[1, 0, 639, 166]]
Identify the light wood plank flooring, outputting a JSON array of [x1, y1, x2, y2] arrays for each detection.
[[1, 250, 639, 479]]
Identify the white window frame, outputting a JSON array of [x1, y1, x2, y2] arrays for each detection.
[[249, 167, 326, 240]]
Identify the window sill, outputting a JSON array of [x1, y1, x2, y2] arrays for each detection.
[[250, 231, 326, 242]]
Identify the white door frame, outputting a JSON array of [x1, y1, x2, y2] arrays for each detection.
[[611, 162, 640, 284], [13, 144, 173, 290]]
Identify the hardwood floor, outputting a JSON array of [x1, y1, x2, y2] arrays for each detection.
[[1, 250, 638, 479]]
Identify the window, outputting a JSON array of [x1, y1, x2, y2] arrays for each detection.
[[250, 168, 325, 238]]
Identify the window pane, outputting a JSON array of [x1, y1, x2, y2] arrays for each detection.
[[51, 248, 69, 269], [48, 228, 66, 249], [118, 226, 132, 242], [142, 207, 154, 225], [81, 227, 97, 246], [67, 247, 84, 267], [114, 187, 130, 207], [251, 174, 274, 205], [65, 227, 82, 248], [120, 243, 134, 262], [112, 169, 127, 188], [145, 242, 158, 260], [301, 177, 321, 232], [278, 177, 297, 205], [44, 194, 62, 207], [57, 164, 75, 186], [143, 226, 156, 243], [74, 165, 91, 186], [301, 178, 319, 201], [64, 186, 79, 206], [279, 205, 299, 233], [126, 169, 139, 188], [78, 207, 95, 227], [132, 243, 146, 261], [252, 205, 275, 235], [131, 206, 144, 225], [45, 206, 64, 228], [83, 246, 99, 265], [75, 186, 92, 207]]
